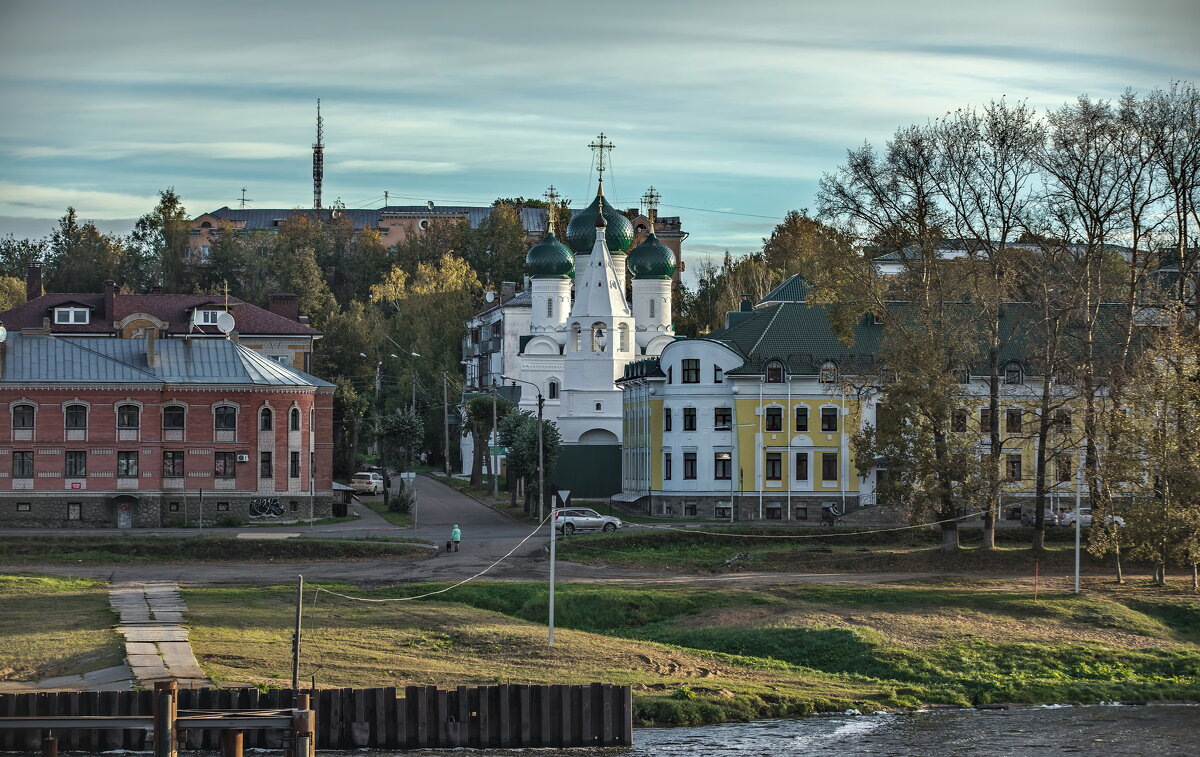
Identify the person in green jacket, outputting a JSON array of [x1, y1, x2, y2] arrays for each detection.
[[450, 524, 461, 552]]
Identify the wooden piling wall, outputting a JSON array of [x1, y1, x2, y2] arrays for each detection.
[[0, 684, 633, 751]]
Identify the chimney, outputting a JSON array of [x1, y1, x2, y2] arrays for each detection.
[[104, 280, 117, 323], [268, 293, 301, 322], [26, 266, 42, 301], [145, 330, 158, 368], [740, 293, 753, 312], [500, 281, 516, 303]]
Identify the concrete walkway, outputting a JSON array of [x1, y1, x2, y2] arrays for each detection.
[[109, 581, 209, 689]]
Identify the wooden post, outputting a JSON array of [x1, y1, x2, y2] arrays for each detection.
[[152, 681, 177, 757], [40, 734, 57, 757], [219, 731, 243, 757]]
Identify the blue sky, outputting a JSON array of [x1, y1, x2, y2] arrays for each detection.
[[1, 0, 1198, 268]]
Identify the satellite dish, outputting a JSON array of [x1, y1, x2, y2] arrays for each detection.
[[426, 200, 435, 210], [485, 291, 496, 303], [0, 324, 7, 343], [216, 312, 236, 335]]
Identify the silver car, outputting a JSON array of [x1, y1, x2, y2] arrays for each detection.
[[554, 508, 622, 535]]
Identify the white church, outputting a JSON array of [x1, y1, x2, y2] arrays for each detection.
[[460, 172, 679, 496]]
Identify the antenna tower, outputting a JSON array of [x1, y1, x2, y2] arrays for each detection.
[[313, 99, 324, 211], [239, 187, 253, 209]]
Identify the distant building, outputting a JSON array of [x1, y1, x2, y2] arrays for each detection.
[[0, 331, 334, 528], [1, 268, 321, 372]]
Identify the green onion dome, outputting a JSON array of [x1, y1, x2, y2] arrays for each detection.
[[565, 192, 635, 254], [627, 232, 676, 279], [525, 232, 574, 278]]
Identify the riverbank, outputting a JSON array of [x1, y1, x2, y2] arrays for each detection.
[[177, 577, 1199, 725]]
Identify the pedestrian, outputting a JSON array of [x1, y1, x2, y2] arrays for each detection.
[[450, 524, 461, 552]]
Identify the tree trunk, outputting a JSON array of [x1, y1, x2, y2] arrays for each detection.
[[1114, 543, 1124, 584], [1191, 563, 1197, 592], [469, 428, 484, 488], [982, 345, 1001, 550]]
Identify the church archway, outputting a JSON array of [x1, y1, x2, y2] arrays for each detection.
[[578, 428, 619, 445]]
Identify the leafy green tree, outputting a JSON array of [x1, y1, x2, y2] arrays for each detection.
[[497, 409, 561, 513], [0, 235, 44, 280], [381, 407, 424, 471], [44, 208, 125, 292], [462, 203, 532, 286], [463, 393, 514, 488], [0, 276, 25, 311], [332, 378, 370, 477], [311, 301, 382, 381], [129, 189, 189, 291], [392, 218, 470, 273]]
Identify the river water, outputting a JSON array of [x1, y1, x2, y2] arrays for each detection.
[[326, 704, 1196, 756]]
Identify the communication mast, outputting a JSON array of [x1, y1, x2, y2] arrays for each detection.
[[313, 99, 324, 211]]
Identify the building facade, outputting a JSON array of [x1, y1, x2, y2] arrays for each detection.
[[0, 331, 334, 528], [617, 274, 1093, 521]]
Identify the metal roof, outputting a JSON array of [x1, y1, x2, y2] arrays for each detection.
[[1, 334, 333, 387]]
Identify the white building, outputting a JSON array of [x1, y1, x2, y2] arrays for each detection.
[[461, 180, 679, 496]]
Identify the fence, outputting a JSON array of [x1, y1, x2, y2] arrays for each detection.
[[0, 683, 633, 751]]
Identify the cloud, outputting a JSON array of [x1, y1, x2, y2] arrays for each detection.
[[332, 159, 464, 175], [12, 142, 308, 161], [0, 183, 161, 219]]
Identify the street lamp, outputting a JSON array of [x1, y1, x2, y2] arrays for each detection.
[[502, 375, 545, 522]]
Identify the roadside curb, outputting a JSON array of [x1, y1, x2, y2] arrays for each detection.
[[417, 474, 537, 527]]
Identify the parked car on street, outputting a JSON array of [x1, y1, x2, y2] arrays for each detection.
[[1058, 508, 1125, 528], [350, 471, 384, 495], [1021, 509, 1059, 527], [554, 508, 622, 535]]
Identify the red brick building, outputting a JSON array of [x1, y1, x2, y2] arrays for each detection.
[[0, 331, 334, 527]]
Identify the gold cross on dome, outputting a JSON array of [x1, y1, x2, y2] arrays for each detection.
[[543, 185, 561, 234], [641, 186, 660, 221], [588, 133, 614, 175]]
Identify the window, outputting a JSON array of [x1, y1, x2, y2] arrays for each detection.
[[290, 451, 301, 478], [664, 453, 672, 480], [594, 401, 602, 412], [590, 322, 607, 352], [199, 247, 213, 261], [198, 310, 220, 325], [954, 365, 971, 384], [664, 408, 672, 432], [16, 503, 30, 512], [795, 406, 809, 432], [821, 407, 838, 432], [714, 366, 724, 383], [714, 452, 731, 480], [215, 406, 237, 429], [117, 451, 138, 478], [765, 407, 782, 431], [214, 452, 236, 478], [714, 407, 732, 430], [648, 299, 655, 319], [682, 359, 700, 383], [1004, 362, 1024, 385], [548, 381, 559, 400], [260, 408, 273, 431], [546, 298, 553, 318], [822, 452, 838, 482], [765, 504, 782, 520], [1054, 409, 1072, 430], [65, 404, 88, 429], [766, 362, 784, 383], [618, 323, 629, 352], [980, 408, 993, 434], [290, 408, 301, 431], [117, 405, 140, 429], [65, 451, 86, 477], [667, 366, 673, 383], [12, 451, 33, 478], [1006, 454, 1023, 481], [766, 452, 782, 481], [1056, 455, 1073, 483], [260, 452, 272, 478], [163, 452, 184, 477], [169, 502, 180, 512], [683, 407, 697, 431], [67, 503, 81, 521], [572, 323, 582, 352], [216, 502, 229, 512], [795, 452, 809, 481], [683, 452, 697, 480], [12, 404, 34, 429], [684, 502, 697, 517], [952, 409, 968, 433], [819, 361, 838, 384], [163, 406, 185, 429], [715, 506, 731, 519], [1006, 408, 1023, 434], [54, 307, 89, 324]]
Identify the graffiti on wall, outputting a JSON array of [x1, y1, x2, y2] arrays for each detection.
[[249, 497, 285, 518]]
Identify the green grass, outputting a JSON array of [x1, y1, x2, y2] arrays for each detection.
[[363, 499, 414, 527], [0, 574, 123, 681], [0, 535, 429, 564], [180, 578, 1200, 724]]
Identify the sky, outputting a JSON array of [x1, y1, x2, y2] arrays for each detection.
[[1, 0, 1198, 268]]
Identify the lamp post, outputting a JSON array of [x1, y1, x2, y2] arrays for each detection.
[[502, 375, 545, 521]]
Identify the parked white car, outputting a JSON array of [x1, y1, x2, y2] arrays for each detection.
[[1059, 508, 1125, 528], [554, 508, 622, 535], [350, 471, 384, 495], [1021, 508, 1059, 527]]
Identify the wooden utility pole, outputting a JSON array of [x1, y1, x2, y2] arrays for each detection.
[[292, 575, 303, 694]]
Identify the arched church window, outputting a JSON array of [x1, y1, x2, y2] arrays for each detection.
[[1004, 362, 1024, 385], [546, 298, 553, 318], [548, 381, 559, 400], [649, 299, 655, 319], [572, 323, 582, 352], [766, 362, 784, 383], [819, 361, 838, 384], [591, 322, 608, 352], [618, 323, 629, 352]]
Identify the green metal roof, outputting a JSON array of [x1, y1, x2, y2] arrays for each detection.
[[627, 233, 675, 279], [525, 232, 574, 278], [757, 274, 810, 305], [565, 191, 634, 254]]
